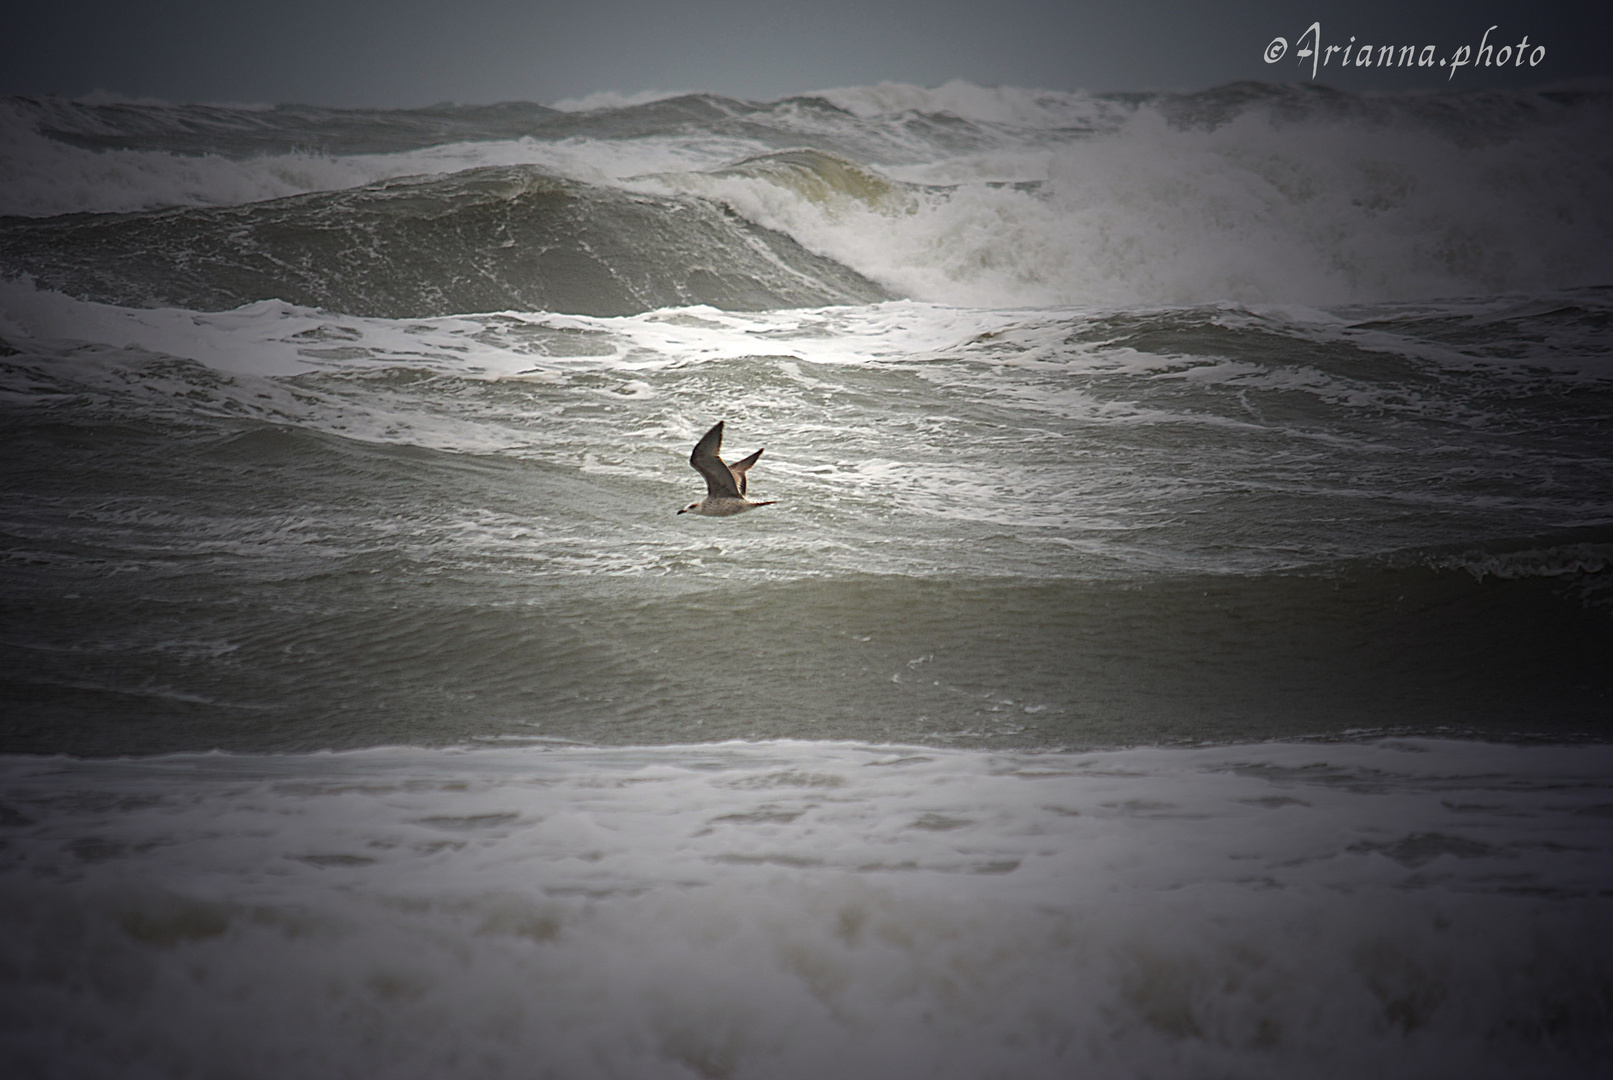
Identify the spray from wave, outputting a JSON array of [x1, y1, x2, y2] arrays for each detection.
[[5, 82, 1609, 313]]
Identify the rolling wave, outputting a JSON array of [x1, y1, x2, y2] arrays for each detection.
[[5, 82, 1611, 309], [0, 164, 891, 317]]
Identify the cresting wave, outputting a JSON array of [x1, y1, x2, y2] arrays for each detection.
[[4, 81, 1612, 313], [0, 165, 890, 317]]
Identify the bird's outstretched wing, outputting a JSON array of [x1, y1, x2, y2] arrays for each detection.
[[690, 422, 741, 498], [726, 448, 764, 496]]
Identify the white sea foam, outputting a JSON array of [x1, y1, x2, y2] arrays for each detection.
[[2, 739, 1609, 1079], [0, 103, 372, 217], [7, 279, 1608, 573], [0, 99, 759, 217], [11, 82, 1609, 308], [658, 105, 1613, 308], [0, 132, 758, 219], [809, 79, 1119, 129], [547, 88, 690, 112], [0, 279, 1026, 381]]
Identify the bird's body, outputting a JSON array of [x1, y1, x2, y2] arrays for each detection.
[[678, 422, 776, 516]]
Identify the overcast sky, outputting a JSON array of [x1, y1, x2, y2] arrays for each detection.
[[3, 1, 1608, 107]]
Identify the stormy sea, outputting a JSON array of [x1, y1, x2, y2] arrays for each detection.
[[2, 80, 1611, 1077]]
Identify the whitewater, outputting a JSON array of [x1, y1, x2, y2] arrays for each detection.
[[2, 79, 1612, 1078]]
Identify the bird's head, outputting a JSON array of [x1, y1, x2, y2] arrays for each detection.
[[677, 502, 700, 515]]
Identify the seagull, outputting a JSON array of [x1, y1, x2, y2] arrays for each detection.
[[677, 421, 776, 516]]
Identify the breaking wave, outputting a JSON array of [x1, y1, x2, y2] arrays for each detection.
[[5, 81, 1611, 311], [0, 165, 890, 317]]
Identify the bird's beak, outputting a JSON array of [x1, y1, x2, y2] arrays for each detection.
[[676, 508, 686, 514]]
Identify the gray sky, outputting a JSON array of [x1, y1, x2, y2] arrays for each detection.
[[3, 1, 1608, 107]]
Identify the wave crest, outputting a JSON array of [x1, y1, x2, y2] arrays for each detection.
[[0, 164, 891, 317]]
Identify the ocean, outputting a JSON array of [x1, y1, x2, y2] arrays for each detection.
[[1, 79, 1611, 1077]]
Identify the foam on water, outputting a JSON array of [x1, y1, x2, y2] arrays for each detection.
[[5, 280, 1610, 587], [7, 277, 1605, 391], [9, 83, 1609, 311], [810, 79, 1123, 128], [0, 278, 1019, 379], [2, 739, 1610, 1079], [0, 101, 766, 218], [649, 104, 1613, 308], [548, 89, 690, 112]]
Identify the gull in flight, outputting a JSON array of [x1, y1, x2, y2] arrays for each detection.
[[677, 421, 776, 516]]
